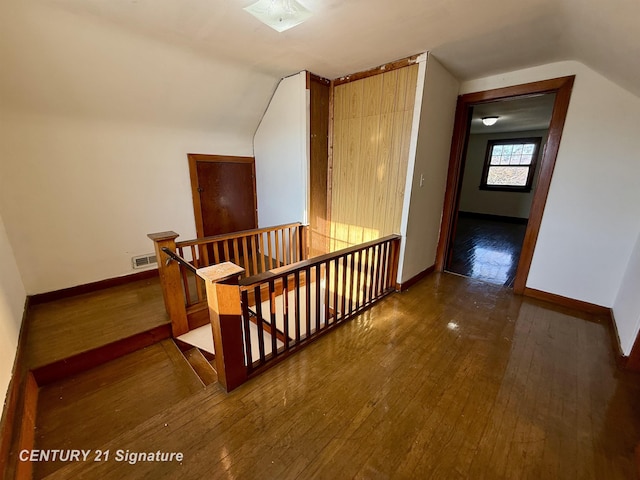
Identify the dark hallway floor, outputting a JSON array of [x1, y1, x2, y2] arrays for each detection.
[[447, 213, 528, 287]]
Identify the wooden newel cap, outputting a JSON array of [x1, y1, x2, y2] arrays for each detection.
[[147, 231, 180, 241], [197, 262, 245, 283]]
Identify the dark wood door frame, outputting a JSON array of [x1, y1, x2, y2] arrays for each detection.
[[187, 154, 258, 238], [435, 75, 575, 294]]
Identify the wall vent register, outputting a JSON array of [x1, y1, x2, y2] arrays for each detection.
[[132, 254, 157, 269]]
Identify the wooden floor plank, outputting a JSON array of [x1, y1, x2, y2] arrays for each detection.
[[183, 348, 218, 386], [26, 277, 169, 369], [33, 340, 205, 479], [30, 273, 640, 480]]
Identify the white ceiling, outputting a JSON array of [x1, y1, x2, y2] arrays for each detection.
[[1, 0, 639, 135], [40, 0, 640, 95], [470, 94, 556, 134]]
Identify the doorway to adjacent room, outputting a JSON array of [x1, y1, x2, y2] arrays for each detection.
[[436, 76, 575, 293]]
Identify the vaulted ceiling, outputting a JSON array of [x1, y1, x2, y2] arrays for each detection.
[[35, 0, 640, 90], [1, 0, 638, 132]]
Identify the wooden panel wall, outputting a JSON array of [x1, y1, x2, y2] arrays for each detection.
[[308, 74, 331, 257], [330, 64, 418, 251]]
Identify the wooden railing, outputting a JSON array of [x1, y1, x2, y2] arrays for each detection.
[[148, 223, 308, 336], [197, 234, 401, 391]]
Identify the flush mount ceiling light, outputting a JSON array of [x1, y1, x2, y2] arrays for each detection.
[[482, 116, 499, 126], [244, 0, 312, 32]]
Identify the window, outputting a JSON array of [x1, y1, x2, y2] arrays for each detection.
[[480, 137, 541, 192]]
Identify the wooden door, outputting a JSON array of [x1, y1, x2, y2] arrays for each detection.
[[188, 154, 258, 238]]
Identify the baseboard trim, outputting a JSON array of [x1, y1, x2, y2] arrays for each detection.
[[0, 350, 21, 478], [523, 287, 634, 371], [14, 373, 37, 480], [0, 297, 33, 479], [523, 287, 610, 316], [397, 265, 436, 292], [607, 310, 629, 370], [29, 269, 159, 305], [32, 323, 172, 386], [458, 211, 529, 225]]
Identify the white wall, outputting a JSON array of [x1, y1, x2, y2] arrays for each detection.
[[254, 73, 309, 228], [459, 130, 548, 219], [0, 212, 26, 407], [399, 55, 460, 283], [613, 233, 640, 355], [462, 61, 640, 346], [0, 111, 252, 294], [0, 0, 279, 294]]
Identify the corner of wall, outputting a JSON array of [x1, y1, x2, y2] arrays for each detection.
[[398, 54, 460, 283], [253, 72, 308, 228], [613, 231, 640, 355]]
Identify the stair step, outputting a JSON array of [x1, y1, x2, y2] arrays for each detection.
[[183, 348, 218, 386]]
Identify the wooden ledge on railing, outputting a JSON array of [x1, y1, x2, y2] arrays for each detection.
[[197, 262, 247, 392], [197, 262, 245, 284], [147, 231, 180, 242], [176, 223, 304, 248]]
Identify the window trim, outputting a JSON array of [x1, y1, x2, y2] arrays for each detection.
[[479, 137, 542, 193]]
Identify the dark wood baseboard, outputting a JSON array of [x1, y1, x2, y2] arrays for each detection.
[[0, 370, 20, 478], [0, 297, 32, 480], [458, 211, 529, 225], [523, 287, 634, 371], [14, 373, 37, 480], [32, 324, 172, 386], [523, 287, 610, 316], [29, 268, 159, 305], [607, 310, 629, 370], [397, 265, 436, 292], [0, 352, 22, 479]]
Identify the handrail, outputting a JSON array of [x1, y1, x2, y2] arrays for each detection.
[[239, 234, 401, 288], [161, 247, 197, 274], [176, 222, 303, 248], [193, 233, 402, 391], [236, 234, 402, 381], [149, 222, 310, 337]]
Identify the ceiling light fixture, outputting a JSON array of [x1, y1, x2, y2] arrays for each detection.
[[482, 116, 499, 126], [244, 0, 312, 33]]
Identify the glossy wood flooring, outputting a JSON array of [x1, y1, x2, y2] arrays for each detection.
[[35, 273, 640, 479], [34, 340, 205, 479], [25, 277, 169, 369], [448, 214, 527, 287]]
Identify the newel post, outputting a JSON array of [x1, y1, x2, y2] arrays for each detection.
[[390, 237, 401, 292], [300, 224, 310, 261], [148, 231, 189, 337], [197, 262, 247, 392]]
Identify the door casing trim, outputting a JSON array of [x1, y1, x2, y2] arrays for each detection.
[[435, 76, 575, 294]]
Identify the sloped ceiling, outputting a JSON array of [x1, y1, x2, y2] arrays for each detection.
[[1, 0, 639, 132]]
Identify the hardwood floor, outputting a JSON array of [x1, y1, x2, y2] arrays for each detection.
[[448, 214, 527, 287], [32, 273, 640, 479], [25, 277, 169, 370], [34, 340, 205, 479]]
